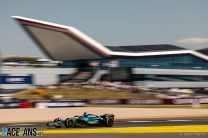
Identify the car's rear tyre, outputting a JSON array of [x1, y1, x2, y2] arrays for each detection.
[[53, 118, 62, 128], [64, 118, 75, 128], [104, 118, 114, 127]]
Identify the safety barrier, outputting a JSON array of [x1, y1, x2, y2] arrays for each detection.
[[0, 100, 86, 109], [1, 98, 208, 109], [87, 97, 208, 105]]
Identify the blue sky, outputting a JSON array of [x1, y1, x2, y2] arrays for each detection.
[[0, 0, 208, 57]]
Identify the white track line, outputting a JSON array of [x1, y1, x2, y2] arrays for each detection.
[[6, 119, 195, 126], [167, 120, 192, 122], [126, 121, 154, 123], [8, 123, 37, 126]]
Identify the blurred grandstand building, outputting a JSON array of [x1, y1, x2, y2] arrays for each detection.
[[0, 56, 75, 91], [2, 16, 208, 90]]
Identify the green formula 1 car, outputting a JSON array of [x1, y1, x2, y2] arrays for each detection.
[[47, 112, 115, 128]]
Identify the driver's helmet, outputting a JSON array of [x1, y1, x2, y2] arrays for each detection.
[[83, 112, 88, 117]]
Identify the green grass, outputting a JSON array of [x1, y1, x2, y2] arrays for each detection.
[[14, 88, 158, 100], [14, 88, 208, 108]]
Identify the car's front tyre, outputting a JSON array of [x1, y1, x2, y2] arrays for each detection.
[[46, 122, 52, 127], [53, 118, 62, 128]]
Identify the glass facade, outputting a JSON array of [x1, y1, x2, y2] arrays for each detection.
[[61, 54, 208, 83], [114, 54, 208, 70], [61, 54, 208, 70], [133, 74, 208, 82]]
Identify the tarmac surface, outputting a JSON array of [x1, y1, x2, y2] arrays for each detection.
[[1, 116, 208, 138]]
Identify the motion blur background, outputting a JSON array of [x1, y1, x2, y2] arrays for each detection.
[[0, 0, 208, 108]]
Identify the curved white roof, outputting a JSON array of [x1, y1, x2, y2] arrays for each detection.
[[12, 16, 112, 60], [12, 16, 208, 61]]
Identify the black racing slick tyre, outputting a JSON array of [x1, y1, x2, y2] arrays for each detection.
[[46, 122, 52, 127], [104, 118, 114, 127], [64, 118, 75, 128]]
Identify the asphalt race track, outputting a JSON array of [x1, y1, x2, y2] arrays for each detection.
[[1, 117, 208, 138]]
